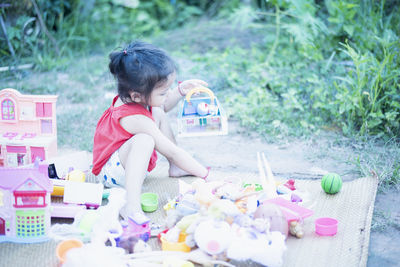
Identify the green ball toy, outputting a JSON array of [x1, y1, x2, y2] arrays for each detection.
[[321, 173, 342, 194]]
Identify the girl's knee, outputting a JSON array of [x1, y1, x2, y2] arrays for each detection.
[[119, 133, 155, 161], [132, 133, 155, 149]]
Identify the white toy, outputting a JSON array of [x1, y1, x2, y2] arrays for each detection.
[[194, 219, 232, 255], [226, 224, 286, 267], [196, 102, 209, 116]]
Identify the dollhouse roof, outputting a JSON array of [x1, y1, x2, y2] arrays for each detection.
[[0, 165, 52, 192]]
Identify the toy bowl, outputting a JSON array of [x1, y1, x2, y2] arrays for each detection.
[[315, 217, 338, 236], [159, 230, 191, 252], [56, 239, 83, 264], [141, 192, 158, 212]]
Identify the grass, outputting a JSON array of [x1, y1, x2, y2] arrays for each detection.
[[372, 208, 400, 232]]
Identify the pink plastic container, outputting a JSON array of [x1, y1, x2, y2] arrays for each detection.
[[315, 217, 338, 236]]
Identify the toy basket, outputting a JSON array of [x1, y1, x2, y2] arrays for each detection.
[[177, 88, 228, 137]]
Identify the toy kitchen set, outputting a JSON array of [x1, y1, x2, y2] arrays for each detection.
[[0, 88, 58, 167]]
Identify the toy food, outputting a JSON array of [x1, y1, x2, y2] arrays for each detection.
[[253, 203, 288, 237], [321, 173, 342, 194]]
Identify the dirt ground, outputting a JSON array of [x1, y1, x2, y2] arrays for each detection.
[[168, 115, 400, 267]]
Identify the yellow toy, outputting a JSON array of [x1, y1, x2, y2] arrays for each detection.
[[66, 170, 86, 182], [191, 179, 223, 206]]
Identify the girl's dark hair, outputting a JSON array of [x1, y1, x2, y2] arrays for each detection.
[[108, 41, 176, 103]]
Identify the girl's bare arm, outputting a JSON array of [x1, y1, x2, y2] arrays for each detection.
[[163, 79, 209, 112], [119, 114, 208, 177]]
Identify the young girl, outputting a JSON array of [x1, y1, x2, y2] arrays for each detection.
[[92, 41, 209, 220]]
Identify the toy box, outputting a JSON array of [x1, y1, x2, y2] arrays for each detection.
[[177, 88, 228, 137], [0, 88, 58, 167]]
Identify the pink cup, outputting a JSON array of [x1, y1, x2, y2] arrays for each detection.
[[315, 217, 338, 236]]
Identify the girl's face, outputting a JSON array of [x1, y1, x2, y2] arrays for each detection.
[[148, 72, 176, 107]]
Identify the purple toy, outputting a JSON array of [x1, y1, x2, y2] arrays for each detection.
[[117, 214, 151, 247]]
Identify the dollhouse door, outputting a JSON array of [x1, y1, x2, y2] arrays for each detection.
[[0, 218, 5, 235]]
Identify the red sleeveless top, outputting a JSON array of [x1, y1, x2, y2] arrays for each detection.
[[92, 96, 157, 175]]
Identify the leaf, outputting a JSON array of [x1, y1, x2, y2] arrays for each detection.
[[343, 25, 355, 36]]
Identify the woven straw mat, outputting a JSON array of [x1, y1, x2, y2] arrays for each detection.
[[0, 160, 377, 267]]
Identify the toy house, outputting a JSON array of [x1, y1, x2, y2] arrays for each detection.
[[0, 162, 53, 243], [0, 88, 58, 167], [177, 88, 228, 137]]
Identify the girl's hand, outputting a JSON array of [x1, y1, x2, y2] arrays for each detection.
[[178, 79, 209, 96]]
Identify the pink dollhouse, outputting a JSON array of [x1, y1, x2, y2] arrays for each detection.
[[0, 88, 58, 167], [0, 161, 53, 243]]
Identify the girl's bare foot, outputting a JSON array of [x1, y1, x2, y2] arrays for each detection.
[[168, 163, 191, 177]]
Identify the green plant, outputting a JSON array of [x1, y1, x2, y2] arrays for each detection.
[[330, 40, 400, 136]]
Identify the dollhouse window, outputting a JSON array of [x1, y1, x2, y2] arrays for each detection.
[[14, 191, 46, 208], [36, 103, 52, 117], [1, 99, 15, 120], [40, 120, 52, 134]]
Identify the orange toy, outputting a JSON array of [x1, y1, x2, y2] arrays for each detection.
[[56, 239, 83, 264]]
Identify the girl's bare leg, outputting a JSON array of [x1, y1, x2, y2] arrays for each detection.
[[118, 133, 155, 218], [152, 107, 190, 177]]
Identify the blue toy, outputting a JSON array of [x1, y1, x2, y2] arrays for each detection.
[[177, 88, 228, 137]]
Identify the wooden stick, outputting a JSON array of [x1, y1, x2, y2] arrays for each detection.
[[262, 152, 275, 186], [257, 152, 278, 199], [257, 152, 268, 191]]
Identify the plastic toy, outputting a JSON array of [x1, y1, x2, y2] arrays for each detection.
[[50, 188, 126, 243], [118, 214, 151, 243], [289, 221, 304, 238], [177, 87, 228, 137], [0, 161, 53, 243], [0, 88, 58, 167], [63, 181, 103, 208], [51, 203, 86, 218], [56, 239, 83, 264], [315, 217, 338, 236], [66, 169, 86, 182], [284, 179, 296, 190], [61, 243, 127, 267], [263, 197, 313, 222], [321, 173, 343, 194], [140, 192, 158, 213], [243, 183, 263, 192], [253, 203, 288, 237], [47, 150, 92, 180], [290, 193, 302, 203], [226, 226, 286, 267], [194, 219, 232, 255], [160, 229, 191, 252]]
